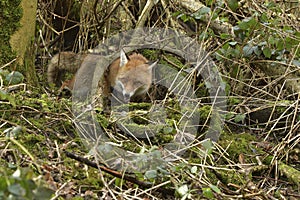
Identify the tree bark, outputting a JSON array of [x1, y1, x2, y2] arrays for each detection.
[[10, 0, 38, 85]]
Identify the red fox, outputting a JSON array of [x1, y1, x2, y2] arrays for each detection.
[[47, 50, 157, 101]]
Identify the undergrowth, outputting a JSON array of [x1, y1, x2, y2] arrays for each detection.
[[0, 0, 299, 199]]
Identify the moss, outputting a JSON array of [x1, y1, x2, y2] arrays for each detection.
[[0, 0, 22, 65], [218, 132, 258, 163], [204, 169, 219, 185], [96, 113, 110, 129], [160, 53, 185, 69], [123, 140, 142, 153], [212, 168, 248, 186], [140, 49, 159, 61], [198, 105, 211, 122], [0, 85, 107, 196]]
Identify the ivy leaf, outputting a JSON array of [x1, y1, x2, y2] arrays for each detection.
[[6, 71, 24, 85], [8, 183, 26, 196], [144, 170, 157, 179], [263, 47, 272, 58], [260, 13, 268, 23], [243, 45, 254, 57], [228, 41, 238, 46], [234, 114, 246, 123], [220, 34, 233, 40], [4, 126, 22, 138], [228, 0, 238, 11], [192, 6, 211, 20], [177, 13, 190, 22], [276, 39, 285, 51], [202, 187, 214, 199], [292, 59, 300, 66], [238, 17, 258, 30], [202, 139, 214, 154], [253, 46, 262, 56]]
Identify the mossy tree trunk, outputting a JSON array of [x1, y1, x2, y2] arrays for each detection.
[[0, 0, 22, 66], [9, 0, 38, 85], [0, 0, 37, 84]]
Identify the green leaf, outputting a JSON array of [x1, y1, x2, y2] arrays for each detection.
[[220, 34, 232, 40], [172, 11, 182, 17], [263, 47, 272, 58], [0, 177, 8, 191], [225, 112, 235, 120], [114, 178, 123, 187], [234, 114, 245, 123], [231, 48, 241, 58], [265, 2, 276, 9], [228, 0, 238, 11], [210, 184, 221, 193], [178, 14, 190, 22], [258, 41, 267, 46], [4, 126, 22, 138], [33, 187, 54, 200], [199, 32, 209, 40], [253, 46, 262, 56], [292, 59, 300, 66], [260, 13, 268, 23], [144, 170, 157, 179], [8, 183, 26, 196], [243, 45, 254, 57], [199, 6, 211, 15], [177, 184, 189, 197], [202, 139, 214, 154], [286, 37, 297, 50], [228, 41, 237, 46], [238, 17, 258, 30], [192, 6, 211, 20], [6, 71, 24, 85], [268, 36, 277, 45], [202, 187, 214, 199], [206, 0, 214, 6], [276, 39, 285, 51]]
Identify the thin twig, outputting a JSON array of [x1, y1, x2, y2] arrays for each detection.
[[64, 151, 175, 195]]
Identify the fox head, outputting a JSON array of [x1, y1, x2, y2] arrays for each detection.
[[113, 50, 157, 101]]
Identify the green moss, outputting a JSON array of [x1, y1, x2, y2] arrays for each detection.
[[140, 49, 159, 60], [212, 168, 248, 186], [0, 0, 22, 65], [161, 53, 185, 69], [219, 132, 258, 163], [123, 140, 142, 153], [198, 105, 211, 122], [97, 113, 110, 128]]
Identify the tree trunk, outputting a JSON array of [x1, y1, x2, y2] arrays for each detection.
[[10, 0, 38, 85]]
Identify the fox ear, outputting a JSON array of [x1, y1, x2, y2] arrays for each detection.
[[120, 49, 128, 67], [148, 60, 158, 70]]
